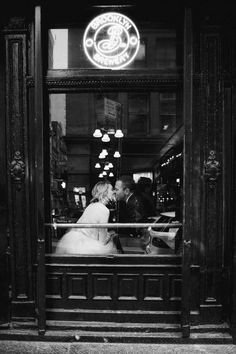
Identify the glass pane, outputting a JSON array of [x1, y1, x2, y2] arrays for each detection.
[[160, 93, 177, 133], [128, 93, 148, 135], [95, 93, 120, 132], [47, 91, 183, 256], [49, 29, 69, 69], [156, 37, 176, 69], [48, 28, 146, 70], [48, 29, 178, 70]]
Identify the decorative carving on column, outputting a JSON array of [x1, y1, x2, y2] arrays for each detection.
[[9, 151, 25, 191], [203, 150, 221, 189]]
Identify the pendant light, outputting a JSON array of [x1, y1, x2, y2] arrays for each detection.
[[114, 151, 121, 158], [114, 129, 124, 138], [101, 133, 110, 142], [93, 129, 102, 138]]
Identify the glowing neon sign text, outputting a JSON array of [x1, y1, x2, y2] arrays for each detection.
[[83, 12, 140, 70]]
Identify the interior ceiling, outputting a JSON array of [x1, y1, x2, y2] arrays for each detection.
[[90, 134, 182, 173]]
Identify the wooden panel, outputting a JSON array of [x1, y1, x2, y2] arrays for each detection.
[[68, 273, 88, 299], [45, 255, 183, 313], [198, 29, 224, 322], [4, 19, 34, 315], [143, 274, 164, 300], [117, 274, 139, 300], [92, 273, 113, 300], [46, 273, 62, 297], [0, 26, 9, 323], [169, 274, 181, 300]]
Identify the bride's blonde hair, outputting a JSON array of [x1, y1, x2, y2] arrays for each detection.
[[90, 180, 112, 205]]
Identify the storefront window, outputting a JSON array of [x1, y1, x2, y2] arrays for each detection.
[[46, 8, 183, 257], [47, 91, 183, 256]]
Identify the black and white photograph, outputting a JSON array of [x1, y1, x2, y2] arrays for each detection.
[[0, 1, 235, 353]]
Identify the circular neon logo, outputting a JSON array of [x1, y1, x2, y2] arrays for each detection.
[[83, 12, 140, 70]]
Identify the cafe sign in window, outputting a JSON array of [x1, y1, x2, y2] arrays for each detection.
[[83, 12, 140, 70]]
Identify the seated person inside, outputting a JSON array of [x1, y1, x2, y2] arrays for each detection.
[[55, 180, 119, 255], [114, 175, 155, 253]]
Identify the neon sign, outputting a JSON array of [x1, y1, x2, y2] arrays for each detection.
[[83, 12, 140, 70]]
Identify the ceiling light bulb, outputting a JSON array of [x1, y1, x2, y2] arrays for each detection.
[[108, 162, 113, 168], [102, 133, 110, 142], [114, 129, 124, 138], [99, 153, 105, 159], [61, 181, 66, 189], [95, 163, 101, 168], [109, 172, 114, 177], [99, 173, 103, 178], [103, 171, 107, 176], [104, 165, 109, 170], [114, 151, 121, 158], [101, 149, 108, 156], [93, 129, 102, 138]]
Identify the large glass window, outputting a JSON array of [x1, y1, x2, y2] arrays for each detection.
[[47, 91, 183, 256], [46, 10, 183, 256]]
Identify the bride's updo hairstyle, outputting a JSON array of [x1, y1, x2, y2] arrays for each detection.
[[90, 180, 113, 205]]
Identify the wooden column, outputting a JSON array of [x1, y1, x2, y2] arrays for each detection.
[[0, 31, 9, 325], [181, 7, 193, 338], [199, 27, 223, 322], [4, 18, 34, 318], [35, 5, 46, 334]]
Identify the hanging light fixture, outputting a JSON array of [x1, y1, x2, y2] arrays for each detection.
[[99, 152, 105, 159], [95, 162, 101, 168], [104, 164, 109, 171], [101, 149, 108, 156], [114, 151, 121, 158], [108, 162, 113, 168], [93, 129, 102, 138], [102, 171, 107, 176], [114, 129, 124, 138], [99, 173, 103, 178], [109, 172, 114, 177], [61, 181, 66, 189], [101, 133, 110, 142]]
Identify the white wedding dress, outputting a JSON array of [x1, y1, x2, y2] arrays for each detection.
[[55, 202, 118, 255]]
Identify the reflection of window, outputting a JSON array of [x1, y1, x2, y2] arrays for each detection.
[[129, 38, 146, 68], [133, 172, 153, 183], [160, 93, 176, 133], [156, 37, 176, 69], [95, 93, 119, 131], [128, 93, 149, 135], [49, 29, 68, 69]]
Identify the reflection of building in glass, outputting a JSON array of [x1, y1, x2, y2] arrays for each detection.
[[156, 143, 183, 221], [50, 121, 68, 216], [48, 27, 183, 220], [49, 29, 68, 69]]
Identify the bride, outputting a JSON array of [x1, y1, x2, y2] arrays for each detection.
[[55, 180, 118, 255]]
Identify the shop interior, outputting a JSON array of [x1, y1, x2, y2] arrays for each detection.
[[45, 19, 183, 255]]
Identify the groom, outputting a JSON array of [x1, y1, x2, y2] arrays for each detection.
[[114, 175, 148, 238]]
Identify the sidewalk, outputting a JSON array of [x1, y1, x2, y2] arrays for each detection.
[[0, 342, 236, 354]]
